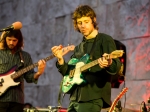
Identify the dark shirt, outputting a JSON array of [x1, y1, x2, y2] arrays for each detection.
[[56, 33, 121, 108], [0, 49, 37, 104]]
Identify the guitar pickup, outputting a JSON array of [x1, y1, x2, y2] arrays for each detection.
[[69, 69, 75, 78]]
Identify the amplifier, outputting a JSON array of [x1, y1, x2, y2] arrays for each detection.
[[24, 106, 67, 112]]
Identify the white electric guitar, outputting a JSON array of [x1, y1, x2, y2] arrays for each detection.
[[0, 45, 75, 96]]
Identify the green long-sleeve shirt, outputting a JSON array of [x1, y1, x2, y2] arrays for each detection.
[[0, 49, 37, 104], [57, 33, 121, 108]]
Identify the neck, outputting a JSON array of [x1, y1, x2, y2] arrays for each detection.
[[85, 29, 98, 39], [10, 47, 18, 54]]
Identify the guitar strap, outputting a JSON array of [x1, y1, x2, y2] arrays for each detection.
[[19, 51, 24, 68], [58, 80, 65, 106], [14, 51, 24, 72], [19, 51, 24, 63], [89, 34, 98, 60]]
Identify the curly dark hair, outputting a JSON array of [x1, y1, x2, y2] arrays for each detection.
[[72, 5, 98, 32], [2, 30, 24, 50]]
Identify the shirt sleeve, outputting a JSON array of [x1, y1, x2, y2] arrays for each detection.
[[56, 46, 78, 76], [23, 52, 38, 84], [56, 61, 68, 76], [102, 39, 122, 75], [105, 58, 122, 75]]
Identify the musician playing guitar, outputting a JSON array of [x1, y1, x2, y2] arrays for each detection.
[[0, 30, 46, 112], [51, 5, 122, 112]]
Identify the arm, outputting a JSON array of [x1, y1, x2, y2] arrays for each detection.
[[51, 45, 67, 76], [51, 45, 76, 76], [23, 52, 46, 83], [98, 39, 122, 75], [34, 59, 46, 79], [51, 45, 64, 65]]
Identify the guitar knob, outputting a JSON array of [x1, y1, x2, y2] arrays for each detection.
[[67, 82, 71, 85], [1, 78, 4, 83]]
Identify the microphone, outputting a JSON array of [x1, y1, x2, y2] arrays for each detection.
[[0, 21, 22, 32]]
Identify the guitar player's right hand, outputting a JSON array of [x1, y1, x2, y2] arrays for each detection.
[[98, 57, 108, 68], [51, 45, 64, 65], [98, 53, 112, 68]]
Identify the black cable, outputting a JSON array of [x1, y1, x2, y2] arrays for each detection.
[[123, 79, 126, 111]]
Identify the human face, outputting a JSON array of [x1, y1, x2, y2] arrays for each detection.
[[6, 36, 18, 49], [77, 16, 95, 37]]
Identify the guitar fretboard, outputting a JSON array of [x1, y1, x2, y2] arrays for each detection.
[[11, 55, 55, 79], [80, 54, 110, 72]]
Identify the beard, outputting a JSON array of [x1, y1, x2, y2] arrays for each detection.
[[8, 45, 15, 49]]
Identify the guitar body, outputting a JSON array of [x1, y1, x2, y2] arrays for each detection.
[[62, 54, 89, 94], [0, 66, 20, 96]]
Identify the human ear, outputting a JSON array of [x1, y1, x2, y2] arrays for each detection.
[[94, 17, 96, 22]]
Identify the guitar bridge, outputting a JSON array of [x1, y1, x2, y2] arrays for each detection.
[[64, 82, 72, 86]]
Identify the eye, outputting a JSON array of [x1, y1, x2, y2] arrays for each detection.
[[77, 22, 82, 25], [85, 21, 89, 23]]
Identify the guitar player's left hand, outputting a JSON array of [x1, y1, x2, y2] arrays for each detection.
[[34, 59, 46, 79], [98, 53, 112, 68], [37, 59, 46, 74]]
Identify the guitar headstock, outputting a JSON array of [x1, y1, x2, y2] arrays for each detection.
[[110, 50, 124, 59], [62, 45, 75, 56]]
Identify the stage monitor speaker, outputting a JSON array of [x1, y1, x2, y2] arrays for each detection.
[[111, 39, 126, 88]]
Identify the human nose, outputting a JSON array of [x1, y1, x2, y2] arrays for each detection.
[[81, 23, 85, 27], [9, 41, 13, 44]]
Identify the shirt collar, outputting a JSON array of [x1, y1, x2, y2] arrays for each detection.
[[82, 35, 97, 43]]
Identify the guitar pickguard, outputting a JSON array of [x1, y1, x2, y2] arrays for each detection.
[[62, 54, 90, 94]]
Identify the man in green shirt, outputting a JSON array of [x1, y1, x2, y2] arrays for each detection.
[[51, 5, 121, 112], [0, 30, 46, 112]]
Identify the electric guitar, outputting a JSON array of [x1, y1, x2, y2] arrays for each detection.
[[0, 45, 75, 96], [109, 87, 128, 112], [62, 50, 124, 94]]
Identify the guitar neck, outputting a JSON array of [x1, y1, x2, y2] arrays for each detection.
[[11, 55, 55, 79], [80, 54, 110, 72], [109, 87, 128, 112]]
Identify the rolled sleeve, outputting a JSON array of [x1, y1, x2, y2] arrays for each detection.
[[106, 58, 122, 75], [56, 61, 68, 76]]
